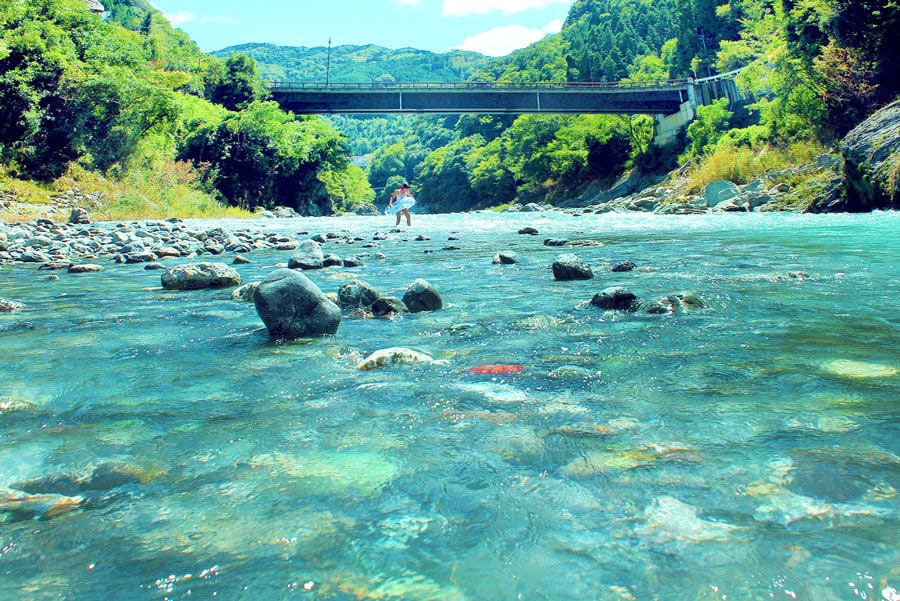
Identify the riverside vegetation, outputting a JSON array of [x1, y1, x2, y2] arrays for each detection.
[[1, 0, 898, 222]]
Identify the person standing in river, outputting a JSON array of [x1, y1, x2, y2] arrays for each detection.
[[386, 182, 415, 227]]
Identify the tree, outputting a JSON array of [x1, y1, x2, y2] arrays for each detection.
[[207, 53, 268, 111], [178, 101, 347, 214], [686, 98, 733, 156]]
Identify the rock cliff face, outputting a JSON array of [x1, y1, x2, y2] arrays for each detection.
[[840, 100, 900, 211]]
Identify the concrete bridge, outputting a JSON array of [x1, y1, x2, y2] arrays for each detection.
[[268, 71, 743, 145]]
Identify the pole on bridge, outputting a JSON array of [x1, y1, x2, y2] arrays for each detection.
[[326, 37, 332, 87]]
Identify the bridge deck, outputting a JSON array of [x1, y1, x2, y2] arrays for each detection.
[[269, 81, 692, 115]]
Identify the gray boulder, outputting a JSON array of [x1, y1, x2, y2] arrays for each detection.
[[161, 262, 242, 290], [611, 261, 636, 272], [702, 181, 740, 207], [402, 278, 443, 313], [253, 268, 341, 338], [840, 99, 900, 210], [590, 287, 639, 311], [338, 280, 380, 310], [493, 250, 521, 264], [552, 253, 593, 281], [287, 240, 324, 270]]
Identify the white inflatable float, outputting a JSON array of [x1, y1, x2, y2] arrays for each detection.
[[385, 195, 416, 215]]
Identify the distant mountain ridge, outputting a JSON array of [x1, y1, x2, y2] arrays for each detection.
[[212, 43, 492, 83]]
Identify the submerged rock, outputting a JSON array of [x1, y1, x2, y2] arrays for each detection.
[[0, 488, 83, 520], [254, 268, 341, 338], [638, 496, 738, 544], [0, 298, 23, 312], [638, 291, 707, 314], [358, 347, 448, 370]]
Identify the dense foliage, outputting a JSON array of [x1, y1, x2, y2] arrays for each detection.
[[0, 0, 368, 216], [2, 0, 897, 217]]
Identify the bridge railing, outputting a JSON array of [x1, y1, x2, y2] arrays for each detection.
[[267, 79, 692, 92]]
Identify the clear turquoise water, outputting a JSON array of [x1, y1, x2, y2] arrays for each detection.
[[1, 211, 898, 600]]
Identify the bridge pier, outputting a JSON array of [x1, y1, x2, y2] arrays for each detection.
[[654, 86, 697, 147], [653, 73, 744, 147]]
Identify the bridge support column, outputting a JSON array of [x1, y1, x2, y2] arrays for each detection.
[[653, 85, 697, 147]]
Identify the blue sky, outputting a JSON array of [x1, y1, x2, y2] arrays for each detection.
[[149, 0, 574, 56]]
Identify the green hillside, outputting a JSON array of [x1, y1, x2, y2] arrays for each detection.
[[212, 43, 491, 84]]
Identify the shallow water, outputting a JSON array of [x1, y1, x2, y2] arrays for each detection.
[[1, 211, 898, 600]]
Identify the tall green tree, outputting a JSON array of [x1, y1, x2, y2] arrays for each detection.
[[207, 53, 268, 111]]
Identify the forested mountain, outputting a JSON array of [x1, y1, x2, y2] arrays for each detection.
[[212, 43, 491, 84]]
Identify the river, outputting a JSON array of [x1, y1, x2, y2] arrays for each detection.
[[1, 210, 898, 600]]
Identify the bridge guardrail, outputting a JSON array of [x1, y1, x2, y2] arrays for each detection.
[[267, 80, 692, 92]]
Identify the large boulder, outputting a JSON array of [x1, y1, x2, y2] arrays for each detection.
[[552, 253, 593, 281], [253, 268, 341, 338], [702, 181, 740, 207], [287, 240, 325, 270], [161, 262, 242, 290], [402, 278, 443, 313], [840, 99, 900, 211]]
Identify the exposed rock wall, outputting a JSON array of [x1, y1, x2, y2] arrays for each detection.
[[841, 100, 900, 211]]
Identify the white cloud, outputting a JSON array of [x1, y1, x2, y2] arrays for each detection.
[[457, 24, 551, 56], [543, 18, 564, 34], [164, 10, 196, 28], [151, 3, 237, 28], [442, 0, 569, 17]]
